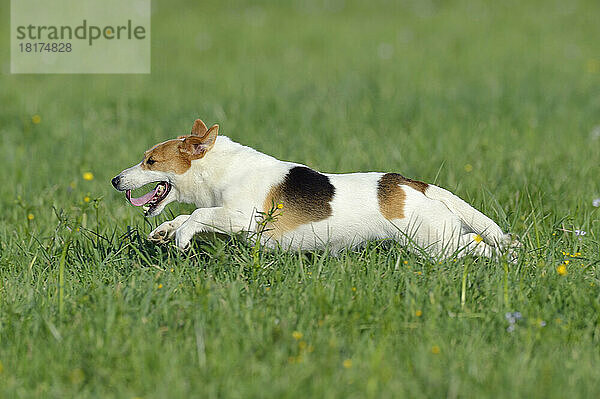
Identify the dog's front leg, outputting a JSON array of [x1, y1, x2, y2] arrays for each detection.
[[148, 214, 191, 244], [174, 207, 249, 251]]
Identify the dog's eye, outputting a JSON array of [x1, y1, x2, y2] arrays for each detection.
[[146, 157, 156, 165]]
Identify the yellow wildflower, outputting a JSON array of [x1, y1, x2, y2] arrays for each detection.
[[277, 203, 283, 209], [27, 213, 34, 221], [292, 331, 303, 340], [298, 341, 307, 350], [69, 368, 84, 384], [587, 59, 600, 74], [351, 287, 356, 292], [343, 359, 352, 368], [556, 264, 567, 276], [32, 115, 41, 124], [83, 172, 94, 181], [157, 284, 163, 289], [415, 310, 423, 317], [431, 345, 441, 354], [473, 234, 483, 243], [83, 196, 90, 203], [464, 164, 473, 172]]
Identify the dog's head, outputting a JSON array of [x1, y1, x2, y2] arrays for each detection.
[[112, 119, 218, 217]]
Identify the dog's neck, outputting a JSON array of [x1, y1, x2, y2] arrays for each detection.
[[173, 136, 276, 207]]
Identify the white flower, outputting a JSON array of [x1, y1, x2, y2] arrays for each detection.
[[575, 229, 587, 236], [593, 198, 600, 207]]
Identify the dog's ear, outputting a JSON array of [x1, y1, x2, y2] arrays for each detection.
[[180, 124, 219, 159], [191, 119, 209, 137], [177, 119, 210, 140]]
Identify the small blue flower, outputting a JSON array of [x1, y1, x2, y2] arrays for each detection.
[[514, 312, 522, 320], [505, 311, 524, 332], [505, 311, 522, 323]]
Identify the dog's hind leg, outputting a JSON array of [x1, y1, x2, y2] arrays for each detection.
[[148, 214, 190, 244]]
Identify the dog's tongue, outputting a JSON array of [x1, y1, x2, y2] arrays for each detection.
[[126, 186, 159, 206]]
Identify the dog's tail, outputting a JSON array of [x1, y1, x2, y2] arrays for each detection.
[[423, 184, 511, 248]]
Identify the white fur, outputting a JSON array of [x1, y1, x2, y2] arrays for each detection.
[[115, 135, 515, 259]]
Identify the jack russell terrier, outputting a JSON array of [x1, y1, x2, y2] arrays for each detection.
[[112, 119, 516, 260]]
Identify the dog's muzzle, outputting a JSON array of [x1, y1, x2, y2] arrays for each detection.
[[111, 175, 122, 190]]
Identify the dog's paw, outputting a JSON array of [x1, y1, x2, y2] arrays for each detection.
[[148, 222, 178, 244], [506, 236, 523, 264], [148, 215, 191, 245], [148, 229, 172, 244]]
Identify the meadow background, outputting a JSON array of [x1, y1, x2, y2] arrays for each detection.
[[1, 0, 600, 397]]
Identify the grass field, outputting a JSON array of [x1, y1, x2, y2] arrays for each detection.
[[2, 0, 600, 397]]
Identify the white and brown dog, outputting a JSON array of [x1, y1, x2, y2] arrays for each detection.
[[112, 119, 515, 259]]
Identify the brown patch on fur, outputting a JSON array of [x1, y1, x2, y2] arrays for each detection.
[[377, 173, 429, 220], [262, 166, 335, 237], [141, 124, 219, 174], [377, 174, 407, 220], [141, 139, 192, 174], [404, 177, 429, 194]]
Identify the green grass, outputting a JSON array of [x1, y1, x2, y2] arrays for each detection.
[[2, 0, 600, 397]]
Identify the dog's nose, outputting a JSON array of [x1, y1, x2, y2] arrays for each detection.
[[111, 175, 121, 189]]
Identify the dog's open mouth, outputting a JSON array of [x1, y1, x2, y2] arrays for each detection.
[[126, 182, 171, 215]]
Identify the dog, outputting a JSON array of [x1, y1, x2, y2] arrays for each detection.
[[112, 119, 516, 260]]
